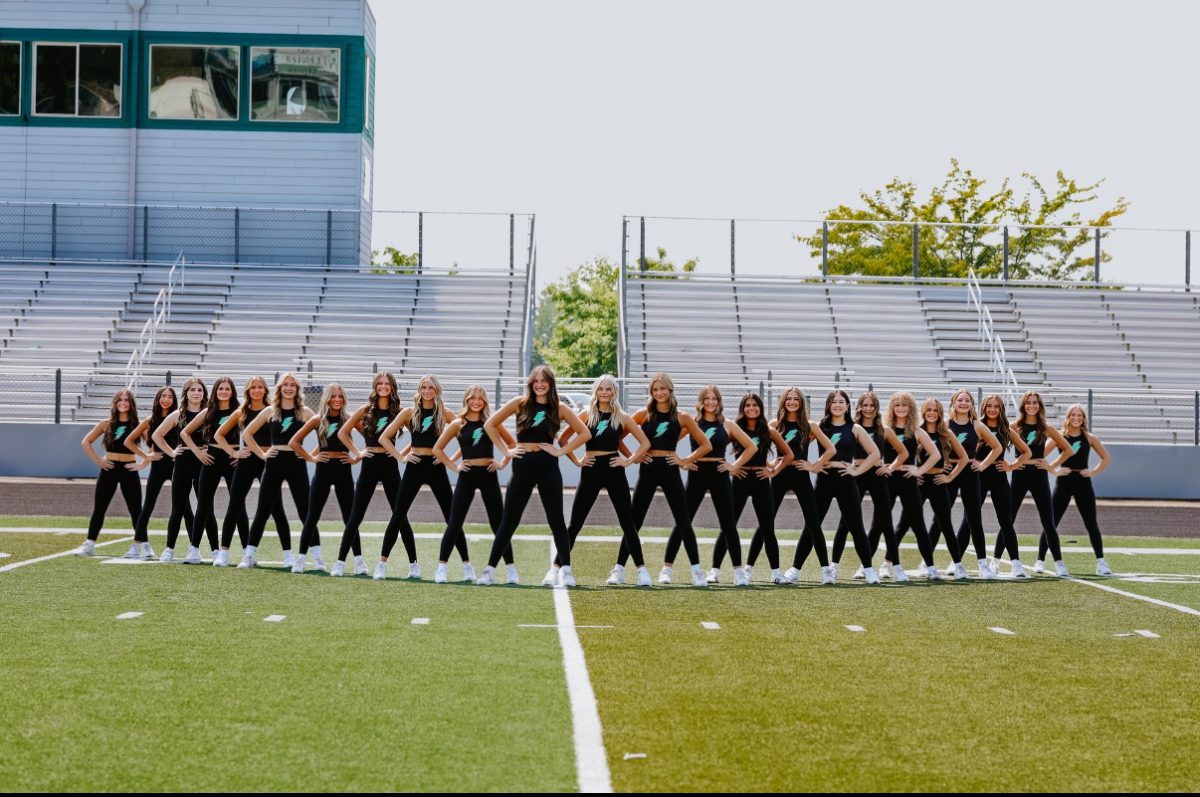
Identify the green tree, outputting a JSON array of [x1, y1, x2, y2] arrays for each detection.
[[796, 160, 1129, 280], [370, 246, 419, 275]]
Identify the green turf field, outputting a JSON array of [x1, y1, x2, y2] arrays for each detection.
[[1, 518, 1198, 792]]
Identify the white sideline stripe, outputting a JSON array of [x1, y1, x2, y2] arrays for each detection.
[[263, 615, 286, 622], [101, 558, 153, 565], [1135, 629, 1161, 638], [0, 552, 9, 558], [845, 625, 866, 632], [552, 585, 613, 794], [115, 611, 143, 620], [1068, 577, 1200, 617], [700, 621, 720, 630], [519, 624, 614, 629], [989, 627, 1016, 635], [411, 617, 430, 625], [0, 536, 133, 573]]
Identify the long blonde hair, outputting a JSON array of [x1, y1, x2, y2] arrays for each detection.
[[644, 372, 679, 423], [410, 374, 446, 437], [694, 384, 723, 421], [1060, 403, 1089, 435], [269, 373, 305, 421], [317, 383, 349, 448], [947, 388, 978, 423], [884, 391, 918, 440], [457, 385, 492, 424], [239, 375, 269, 431], [921, 397, 955, 465], [586, 374, 622, 429]]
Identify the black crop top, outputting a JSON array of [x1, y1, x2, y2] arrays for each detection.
[[736, 420, 770, 467], [694, 417, 728, 456], [411, 406, 440, 448], [1062, 433, 1091, 471], [642, 411, 681, 449], [892, 426, 918, 463], [458, 419, 494, 459], [105, 417, 134, 453], [825, 421, 856, 463], [978, 422, 1006, 460], [204, 404, 237, 447], [949, 419, 977, 463], [587, 411, 621, 451], [1019, 422, 1047, 462], [269, 407, 300, 446], [322, 414, 348, 452], [243, 405, 271, 447], [779, 419, 809, 460], [362, 407, 393, 447], [176, 408, 201, 454], [516, 401, 556, 444], [857, 422, 882, 462]]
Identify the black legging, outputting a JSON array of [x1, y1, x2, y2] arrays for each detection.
[[926, 469, 986, 560], [617, 457, 700, 567], [221, 456, 290, 550], [793, 472, 873, 568], [664, 462, 741, 568], [831, 471, 901, 566], [191, 450, 234, 551], [487, 451, 570, 568], [381, 455, 458, 562], [167, 452, 209, 551], [337, 455, 400, 562], [439, 468, 512, 564], [299, 460, 355, 555], [1048, 473, 1104, 558], [86, 464, 142, 541], [248, 452, 308, 549], [133, 456, 191, 544], [955, 465, 1020, 565], [769, 466, 829, 568], [896, 478, 963, 564], [1000, 466, 1064, 561], [552, 455, 644, 568], [887, 473, 937, 567], [717, 473, 778, 570]]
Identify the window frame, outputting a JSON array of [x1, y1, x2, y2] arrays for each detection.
[[32, 41, 124, 119], [147, 43, 241, 122], [0, 40, 21, 116], [249, 45, 341, 125]]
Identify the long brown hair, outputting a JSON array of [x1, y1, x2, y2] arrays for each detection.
[[1014, 389, 1049, 451], [884, 391, 918, 441], [775, 386, 811, 451], [149, 386, 177, 430], [734, 392, 765, 456], [178, 377, 208, 426], [819, 389, 852, 435], [695, 385, 724, 420], [202, 376, 238, 441], [852, 390, 881, 430], [516, 365, 561, 433], [980, 393, 1011, 451], [239, 375, 270, 431], [104, 389, 139, 448], [363, 371, 399, 437], [317, 383, 349, 448], [644, 372, 679, 423], [410, 374, 447, 437]]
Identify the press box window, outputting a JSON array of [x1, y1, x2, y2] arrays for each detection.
[[34, 43, 122, 117], [0, 42, 19, 116], [250, 46, 340, 123], [149, 45, 239, 120]]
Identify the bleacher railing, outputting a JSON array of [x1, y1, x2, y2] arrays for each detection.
[[126, 252, 185, 391], [967, 268, 1022, 411]]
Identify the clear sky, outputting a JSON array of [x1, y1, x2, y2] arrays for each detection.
[[371, 1, 1198, 287]]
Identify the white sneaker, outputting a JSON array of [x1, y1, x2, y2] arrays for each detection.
[[236, 553, 256, 569], [435, 564, 449, 583], [893, 564, 909, 582], [926, 564, 942, 581], [159, 548, 175, 563], [658, 566, 673, 585], [330, 561, 345, 577], [141, 542, 156, 560], [408, 562, 421, 579], [706, 568, 720, 584], [373, 561, 388, 580], [978, 562, 996, 580], [183, 546, 202, 564], [1056, 561, 1071, 578], [691, 566, 707, 587], [942, 564, 957, 577], [291, 557, 305, 574], [282, 551, 295, 568], [542, 567, 560, 587], [733, 567, 750, 587], [852, 566, 865, 580], [606, 564, 625, 585], [212, 550, 229, 568], [829, 562, 840, 581], [743, 565, 754, 583], [952, 562, 969, 580], [561, 568, 577, 588], [636, 567, 652, 587], [986, 557, 1001, 576], [1011, 560, 1030, 579], [122, 544, 141, 559], [771, 569, 788, 585], [863, 567, 881, 585], [477, 567, 495, 586], [76, 539, 96, 557], [878, 562, 893, 580], [912, 564, 928, 577], [506, 564, 520, 584], [783, 566, 802, 584], [353, 556, 368, 576], [1033, 560, 1046, 574], [311, 556, 327, 573], [1096, 558, 1112, 576], [820, 565, 836, 585], [463, 563, 476, 583]]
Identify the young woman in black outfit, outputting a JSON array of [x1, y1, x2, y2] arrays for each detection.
[[877, 392, 943, 581], [151, 377, 208, 562], [75, 389, 145, 556], [903, 397, 969, 580], [181, 376, 239, 564], [962, 394, 1032, 578], [122, 386, 182, 560], [1001, 391, 1071, 577], [1046, 404, 1113, 576]]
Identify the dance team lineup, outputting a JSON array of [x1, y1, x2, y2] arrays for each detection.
[[75, 366, 1113, 588]]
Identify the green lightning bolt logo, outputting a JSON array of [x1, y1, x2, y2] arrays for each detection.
[[957, 432, 968, 443], [281, 417, 294, 432], [326, 422, 339, 436], [784, 429, 797, 443], [532, 410, 546, 427], [897, 433, 907, 442], [830, 432, 842, 445], [376, 417, 388, 432], [1071, 441, 1082, 454], [114, 425, 126, 438], [654, 422, 669, 438], [1026, 430, 1037, 444], [704, 426, 716, 439], [219, 416, 230, 426], [596, 419, 610, 436], [421, 415, 433, 433], [472, 427, 484, 446], [752, 436, 760, 447]]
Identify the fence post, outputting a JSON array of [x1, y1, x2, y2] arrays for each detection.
[[54, 368, 61, 424], [372, 362, 378, 375], [977, 386, 982, 407], [639, 216, 646, 272], [911, 223, 919, 279], [325, 209, 333, 266], [165, 369, 172, 386], [758, 379, 764, 400], [730, 219, 736, 275], [1094, 228, 1101, 283], [50, 203, 57, 260], [418, 212, 424, 273], [495, 377, 502, 405], [509, 214, 515, 276], [234, 208, 240, 265], [766, 370, 773, 409], [1002, 226, 1009, 281], [868, 382, 874, 392], [821, 222, 829, 279], [1186, 230, 1191, 291], [1087, 388, 1094, 423], [1194, 390, 1199, 446], [142, 204, 149, 262]]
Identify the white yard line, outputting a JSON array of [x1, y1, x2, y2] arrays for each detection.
[[0, 536, 133, 573], [989, 627, 1017, 635], [1067, 577, 1200, 617], [115, 611, 143, 620], [552, 586, 613, 794]]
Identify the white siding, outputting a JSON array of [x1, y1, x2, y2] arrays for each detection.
[[0, 127, 130, 202], [0, 0, 365, 35]]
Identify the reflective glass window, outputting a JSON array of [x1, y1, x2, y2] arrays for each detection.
[[34, 43, 121, 117], [149, 45, 239, 120], [0, 42, 19, 115], [250, 47, 339, 123]]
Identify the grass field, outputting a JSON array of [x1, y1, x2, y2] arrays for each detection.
[[2, 517, 1198, 792]]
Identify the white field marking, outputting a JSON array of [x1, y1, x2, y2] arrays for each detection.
[[623, 753, 647, 761], [411, 617, 430, 625], [0, 552, 9, 558], [263, 615, 286, 623], [1067, 577, 1200, 617], [1135, 629, 1161, 638], [519, 624, 614, 629], [989, 627, 1017, 636], [700, 621, 721, 630], [0, 536, 133, 573], [100, 558, 154, 565], [1114, 633, 1136, 638], [845, 625, 866, 632], [115, 611, 143, 620], [552, 583, 613, 793]]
